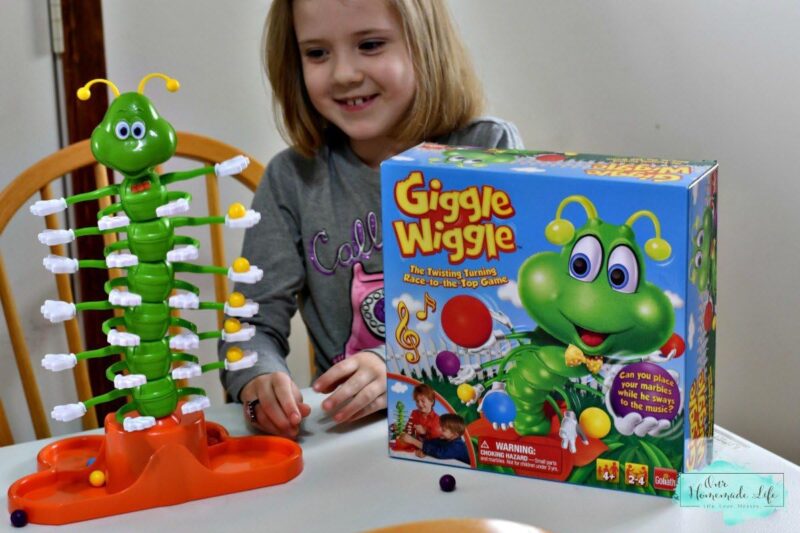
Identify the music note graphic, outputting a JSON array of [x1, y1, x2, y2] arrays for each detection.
[[415, 292, 437, 321], [395, 301, 421, 363]]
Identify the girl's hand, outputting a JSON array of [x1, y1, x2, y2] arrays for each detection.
[[241, 372, 312, 439], [313, 351, 387, 423]]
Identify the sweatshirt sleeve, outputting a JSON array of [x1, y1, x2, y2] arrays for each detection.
[[438, 117, 524, 151], [482, 117, 524, 150], [219, 153, 306, 401]]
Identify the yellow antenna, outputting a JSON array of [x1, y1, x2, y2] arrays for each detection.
[[554, 195, 598, 222], [545, 195, 599, 245], [76, 79, 121, 101], [625, 210, 671, 261], [137, 72, 180, 95]]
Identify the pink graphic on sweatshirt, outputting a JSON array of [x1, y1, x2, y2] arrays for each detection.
[[341, 262, 385, 359]]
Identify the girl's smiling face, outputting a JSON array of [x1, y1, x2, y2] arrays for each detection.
[[294, 0, 417, 167]]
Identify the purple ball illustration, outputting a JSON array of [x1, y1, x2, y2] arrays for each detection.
[[435, 351, 461, 377]]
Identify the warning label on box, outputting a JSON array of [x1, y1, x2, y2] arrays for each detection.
[[477, 437, 563, 474]]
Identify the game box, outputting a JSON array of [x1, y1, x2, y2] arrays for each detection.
[[381, 145, 717, 496]]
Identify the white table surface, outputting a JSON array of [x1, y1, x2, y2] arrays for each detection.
[[1, 389, 797, 532]]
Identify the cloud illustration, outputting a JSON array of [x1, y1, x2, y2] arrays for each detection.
[[391, 381, 409, 394], [498, 281, 522, 308]]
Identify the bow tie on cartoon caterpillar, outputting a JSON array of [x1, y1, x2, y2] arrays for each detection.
[[565, 344, 604, 374]]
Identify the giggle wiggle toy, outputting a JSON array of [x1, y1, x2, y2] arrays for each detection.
[[7, 73, 302, 526]]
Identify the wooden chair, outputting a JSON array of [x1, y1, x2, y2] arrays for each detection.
[[0, 132, 266, 446]]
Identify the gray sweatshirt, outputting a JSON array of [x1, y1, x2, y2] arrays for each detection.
[[220, 117, 523, 401]]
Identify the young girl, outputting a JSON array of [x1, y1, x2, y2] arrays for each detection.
[[220, 0, 523, 439]]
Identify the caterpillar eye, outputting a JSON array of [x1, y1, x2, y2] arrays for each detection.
[[607, 245, 638, 293], [695, 229, 704, 248], [131, 121, 146, 140], [569, 235, 602, 282], [447, 155, 465, 162], [114, 120, 130, 140], [464, 158, 482, 165], [694, 250, 703, 269]]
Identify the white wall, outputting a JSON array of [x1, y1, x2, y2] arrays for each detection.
[[449, 0, 800, 463], [2, 0, 798, 464], [0, 0, 82, 441]]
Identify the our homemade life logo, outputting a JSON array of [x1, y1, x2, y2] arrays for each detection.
[[392, 171, 516, 264], [677, 461, 786, 526]]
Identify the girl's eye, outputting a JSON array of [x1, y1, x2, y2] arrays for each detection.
[[114, 121, 130, 140], [695, 229, 704, 248], [569, 235, 602, 282], [131, 121, 146, 140], [359, 40, 385, 52], [304, 48, 328, 60], [607, 245, 639, 293]]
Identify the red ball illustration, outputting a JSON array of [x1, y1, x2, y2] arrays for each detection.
[[660, 333, 685, 359], [441, 295, 493, 348], [703, 302, 715, 332]]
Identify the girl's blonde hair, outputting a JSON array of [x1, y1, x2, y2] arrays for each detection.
[[264, 0, 485, 157]]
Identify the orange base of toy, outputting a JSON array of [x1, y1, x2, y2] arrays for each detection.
[[7, 410, 302, 525]]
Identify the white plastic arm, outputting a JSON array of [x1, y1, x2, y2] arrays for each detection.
[[51, 402, 86, 422], [225, 351, 258, 371], [225, 210, 261, 229], [123, 416, 156, 432], [224, 299, 259, 318], [221, 323, 256, 342], [114, 374, 147, 389], [43, 255, 79, 274], [228, 265, 264, 284], [41, 300, 76, 323], [108, 289, 142, 307], [107, 329, 140, 347], [172, 363, 202, 380], [169, 292, 200, 309], [215, 155, 250, 177], [156, 198, 191, 217], [30, 197, 67, 216], [181, 396, 211, 414], [38, 229, 75, 246], [98, 214, 130, 231], [170, 332, 199, 350], [167, 245, 199, 262], [106, 252, 138, 268], [41, 353, 77, 371]]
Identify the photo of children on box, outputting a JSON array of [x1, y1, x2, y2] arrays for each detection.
[[391, 384, 470, 464], [382, 145, 717, 497]]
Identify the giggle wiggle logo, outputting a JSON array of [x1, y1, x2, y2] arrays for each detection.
[[392, 171, 516, 264]]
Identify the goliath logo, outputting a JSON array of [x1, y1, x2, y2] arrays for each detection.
[[654, 467, 678, 491]]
